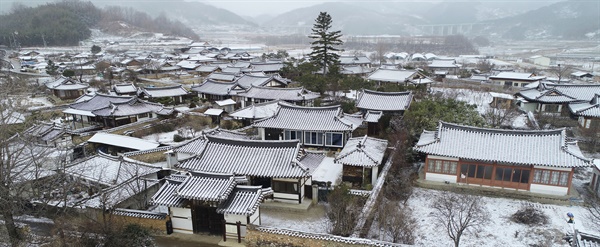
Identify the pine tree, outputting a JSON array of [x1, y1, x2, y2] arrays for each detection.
[[309, 12, 343, 75]]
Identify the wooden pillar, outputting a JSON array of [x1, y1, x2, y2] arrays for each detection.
[[236, 221, 241, 243], [222, 219, 227, 242]]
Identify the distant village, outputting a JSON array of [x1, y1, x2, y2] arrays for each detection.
[[1, 27, 600, 247]]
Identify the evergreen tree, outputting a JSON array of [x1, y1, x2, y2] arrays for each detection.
[[91, 45, 101, 54], [309, 12, 343, 75], [45, 59, 59, 75]]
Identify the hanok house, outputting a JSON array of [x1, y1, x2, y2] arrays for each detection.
[[112, 83, 138, 96], [229, 100, 280, 126], [367, 68, 420, 86], [569, 94, 600, 132], [173, 135, 312, 204], [414, 122, 591, 196], [489, 72, 545, 88], [138, 85, 190, 104], [335, 136, 388, 188], [87, 132, 160, 154], [233, 74, 288, 90], [22, 122, 72, 147], [63, 94, 174, 129], [150, 172, 271, 240], [517, 82, 600, 115], [191, 79, 238, 101], [236, 86, 320, 107], [356, 89, 413, 115], [45, 77, 89, 100], [252, 103, 363, 149], [591, 160, 600, 198]]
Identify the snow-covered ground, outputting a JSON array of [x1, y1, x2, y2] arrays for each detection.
[[431, 87, 493, 114], [371, 187, 599, 246], [261, 205, 330, 234]]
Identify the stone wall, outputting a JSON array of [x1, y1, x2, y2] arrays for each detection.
[[245, 226, 406, 247]]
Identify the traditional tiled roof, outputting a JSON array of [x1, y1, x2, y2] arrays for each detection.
[[519, 82, 600, 104], [113, 83, 137, 94], [92, 98, 167, 117], [68, 94, 133, 111], [139, 85, 189, 98], [229, 100, 280, 119], [569, 94, 600, 118], [335, 136, 388, 167], [173, 135, 208, 155], [112, 208, 167, 220], [45, 76, 89, 90], [251, 62, 284, 72], [238, 86, 319, 102], [234, 74, 272, 89], [340, 56, 371, 65], [196, 65, 218, 73], [150, 178, 185, 207], [356, 89, 413, 112], [299, 151, 326, 175], [177, 136, 309, 178], [254, 226, 406, 247], [87, 133, 160, 151], [216, 185, 265, 215], [191, 80, 237, 96], [208, 72, 237, 82], [65, 154, 160, 186], [489, 72, 543, 81], [176, 172, 237, 202], [253, 103, 360, 131], [414, 122, 591, 168], [367, 69, 418, 83], [222, 67, 242, 74], [364, 111, 383, 123], [84, 177, 158, 209]]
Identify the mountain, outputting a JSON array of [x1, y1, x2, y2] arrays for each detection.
[[482, 0, 600, 40], [92, 0, 256, 27], [263, 2, 424, 35]]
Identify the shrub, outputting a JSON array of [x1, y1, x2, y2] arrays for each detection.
[[173, 134, 185, 142], [511, 206, 548, 225]]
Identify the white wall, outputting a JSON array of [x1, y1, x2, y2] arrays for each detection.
[[170, 207, 193, 234], [224, 214, 247, 238], [530, 184, 569, 196], [426, 172, 457, 184]]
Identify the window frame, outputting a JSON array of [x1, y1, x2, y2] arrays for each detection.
[[325, 132, 344, 147], [272, 180, 298, 194], [532, 169, 570, 187], [304, 131, 324, 146], [427, 158, 458, 175]]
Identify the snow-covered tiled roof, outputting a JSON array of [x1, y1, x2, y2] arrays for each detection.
[[112, 208, 167, 220], [222, 67, 242, 74], [229, 100, 280, 119], [519, 82, 600, 103], [84, 177, 158, 209], [364, 110, 383, 123], [489, 92, 514, 100], [191, 80, 237, 96], [65, 154, 159, 186], [177, 136, 309, 178], [367, 69, 418, 83], [216, 185, 265, 215], [87, 133, 160, 151], [68, 94, 133, 111], [234, 74, 271, 89], [150, 178, 185, 207], [335, 136, 388, 167], [196, 65, 218, 73], [204, 108, 224, 116], [174, 135, 208, 155], [429, 60, 459, 68], [489, 72, 541, 81], [414, 122, 591, 168], [299, 151, 326, 175], [341, 66, 371, 75], [339, 56, 371, 65], [140, 85, 189, 98], [92, 98, 167, 117], [356, 89, 413, 112], [208, 72, 237, 82], [113, 83, 137, 94], [215, 98, 236, 106], [176, 171, 237, 202], [568, 94, 600, 118], [45, 77, 89, 90], [238, 86, 319, 102], [253, 103, 358, 132], [251, 62, 284, 72]]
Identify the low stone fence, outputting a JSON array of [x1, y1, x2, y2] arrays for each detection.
[[245, 225, 406, 247], [110, 208, 167, 234]]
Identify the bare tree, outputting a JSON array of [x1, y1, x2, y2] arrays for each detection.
[[375, 199, 416, 244], [476, 59, 494, 73], [431, 192, 490, 247], [326, 183, 365, 237], [549, 64, 573, 83], [483, 100, 521, 128], [588, 196, 600, 229]]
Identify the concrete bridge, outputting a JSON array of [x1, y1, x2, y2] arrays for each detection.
[[416, 23, 485, 36]]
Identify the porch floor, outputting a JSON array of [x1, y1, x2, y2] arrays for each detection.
[[416, 172, 582, 206], [260, 199, 313, 212]]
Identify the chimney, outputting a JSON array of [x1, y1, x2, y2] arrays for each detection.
[[164, 150, 178, 169]]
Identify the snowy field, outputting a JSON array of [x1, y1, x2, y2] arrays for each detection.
[[260, 205, 330, 234], [369, 187, 599, 247]]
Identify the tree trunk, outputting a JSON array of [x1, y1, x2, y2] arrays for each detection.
[[1, 203, 21, 247], [454, 234, 461, 247]]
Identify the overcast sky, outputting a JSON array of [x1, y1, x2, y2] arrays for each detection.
[[196, 0, 336, 17]]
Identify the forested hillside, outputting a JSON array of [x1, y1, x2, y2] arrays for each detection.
[[0, 1, 199, 47]]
